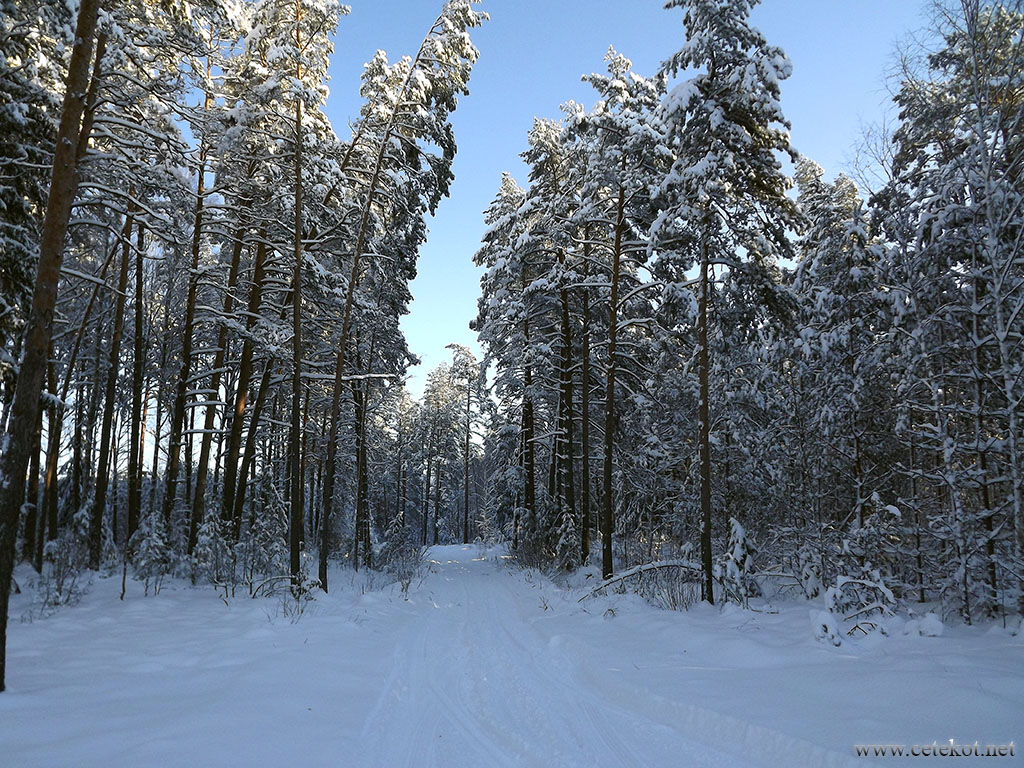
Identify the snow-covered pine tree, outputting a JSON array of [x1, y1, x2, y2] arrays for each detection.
[[474, 173, 535, 547], [447, 344, 482, 545], [654, 0, 800, 603], [571, 50, 667, 578], [875, 0, 1024, 617], [318, 0, 486, 590]]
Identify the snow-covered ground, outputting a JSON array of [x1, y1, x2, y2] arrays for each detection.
[[2, 545, 1021, 767]]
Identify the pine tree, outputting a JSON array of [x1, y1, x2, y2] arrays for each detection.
[[654, 0, 800, 602]]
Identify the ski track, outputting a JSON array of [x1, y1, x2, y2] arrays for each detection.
[[354, 547, 757, 768]]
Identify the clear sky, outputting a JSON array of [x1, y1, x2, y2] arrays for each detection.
[[324, 0, 928, 399]]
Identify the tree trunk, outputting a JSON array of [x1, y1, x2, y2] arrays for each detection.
[[127, 223, 146, 546], [601, 188, 625, 580], [222, 237, 268, 531], [232, 362, 274, 540], [558, 280, 576, 567], [188, 225, 245, 553], [36, 356, 58, 571], [88, 212, 135, 568], [289, 7, 305, 588], [433, 459, 442, 546], [21, 409, 43, 568], [149, 328, 167, 519], [697, 241, 714, 604], [71, 390, 84, 517], [161, 87, 211, 531], [0, 0, 103, 692], [300, 390, 311, 547], [463, 374, 471, 544], [352, 383, 367, 571], [580, 278, 591, 565], [422, 441, 433, 547], [523, 319, 536, 540], [399, 459, 407, 526]]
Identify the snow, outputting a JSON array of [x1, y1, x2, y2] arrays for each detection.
[[3, 545, 1022, 767]]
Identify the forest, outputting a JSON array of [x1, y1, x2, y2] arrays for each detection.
[[0, 0, 1021, 709]]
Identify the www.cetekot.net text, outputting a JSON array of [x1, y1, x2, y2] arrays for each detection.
[[855, 740, 1015, 758]]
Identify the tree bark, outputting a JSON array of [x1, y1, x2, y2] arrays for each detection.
[[422, 438, 433, 547], [21, 409, 42, 567], [148, 304, 170, 519], [433, 459, 442, 546], [352, 382, 367, 571], [231, 362, 274, 540], [35, 356, 58, 572]]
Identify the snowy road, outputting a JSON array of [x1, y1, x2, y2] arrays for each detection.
[[3, 544, 1022, 767], [353, 547, 752, 767]]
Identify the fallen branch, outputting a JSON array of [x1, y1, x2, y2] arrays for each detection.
[[578, 559, 703, 602], [250, 575, 293, 599]]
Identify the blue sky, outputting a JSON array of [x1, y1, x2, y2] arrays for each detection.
[[324, 0, 927, 398]]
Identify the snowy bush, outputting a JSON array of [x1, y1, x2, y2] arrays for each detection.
[[239, 473, 289, 594], [754, 525, 830, 601], [839, 497, 902, 583], [580, 560, 703, 612], [512, 515, 555, 572], [904, 612, 944, 637], [554, 503, 579, 571], [276, 550, 319, 623], [825, 573, 896, 637], [637, 565, 702, 611], [796, 542, 823, 599], [380, 520, 423, 597], [815, 498, 902, 636], [132, 513, 175, 596], [716, 517, 759, 607], [31, 527, 90, 615], [812, 609, 844, 647], [928, 508, 997, 624], [474, 495, 502, 548], [191, 516, 233, 592]]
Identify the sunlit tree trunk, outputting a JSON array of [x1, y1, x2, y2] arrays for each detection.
[[0, 0, 103, 693]]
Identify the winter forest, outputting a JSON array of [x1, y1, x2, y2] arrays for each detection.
[[1, 0, 1022, 764]]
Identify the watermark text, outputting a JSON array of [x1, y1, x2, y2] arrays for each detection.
[[854, 740, 1015, 758]]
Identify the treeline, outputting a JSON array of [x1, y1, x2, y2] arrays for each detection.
[[0, 0, 487, 690], [474, 0, 1024, 622]]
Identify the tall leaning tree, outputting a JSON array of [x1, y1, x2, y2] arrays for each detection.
[[319, 0, 485, 590]]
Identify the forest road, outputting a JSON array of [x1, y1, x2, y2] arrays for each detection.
[[352, 544, 757, 768]]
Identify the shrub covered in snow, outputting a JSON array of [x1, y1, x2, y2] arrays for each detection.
[[132, 513, 175, 596], [716, 517, 760, 607]]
